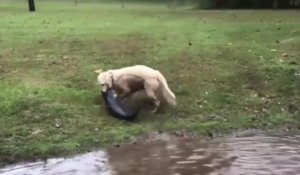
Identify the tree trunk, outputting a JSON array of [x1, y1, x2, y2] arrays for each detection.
[[28, 0, 36, 12], [121, 0, 125, 8], [273, 0, 279, 9], [74, 0, 78, 6]]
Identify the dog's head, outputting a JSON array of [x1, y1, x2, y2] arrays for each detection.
[[94, 69, 113, 92]]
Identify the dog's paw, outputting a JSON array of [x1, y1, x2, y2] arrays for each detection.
[[151, 107, 158, 114]]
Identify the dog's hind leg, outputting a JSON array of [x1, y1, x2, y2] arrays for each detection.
[[144, 79, 160, 113]]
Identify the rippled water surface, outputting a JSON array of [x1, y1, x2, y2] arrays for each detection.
[[1, 131, 300, 175]]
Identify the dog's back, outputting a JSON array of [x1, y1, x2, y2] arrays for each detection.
[[115, 65, 157, 78], [109, 65, 176, 108], [117, 74, 145, 94]]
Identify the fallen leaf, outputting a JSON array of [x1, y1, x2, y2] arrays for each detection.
[[55, 123, 60, 128], [31, 128, 43, 136], [55, 120, 60, 128], [291, 30, 298, 33], [270, 49, 277, 52], [262, 108, 267, 113]]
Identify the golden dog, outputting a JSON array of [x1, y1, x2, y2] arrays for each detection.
[[94, 65, 176, 113]]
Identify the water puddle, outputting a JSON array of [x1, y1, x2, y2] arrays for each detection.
[[0, 151, 112, 175], [1, 131, 300, 175]]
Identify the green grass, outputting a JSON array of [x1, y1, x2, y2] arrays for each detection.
[[0, 0, 300, 166]]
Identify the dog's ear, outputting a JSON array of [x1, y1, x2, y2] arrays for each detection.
[[94, 69, 103, 74]]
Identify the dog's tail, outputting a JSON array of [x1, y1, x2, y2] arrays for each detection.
[[155, 71, 177, 106]]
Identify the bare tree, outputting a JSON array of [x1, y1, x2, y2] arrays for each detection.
[[28, 0, 36, 12], [121, 0, 125, 8], [273, 0, 279, 8]]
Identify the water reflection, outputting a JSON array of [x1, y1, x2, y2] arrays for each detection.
[[1, 131, 300, 175], [0, 151, 112, 175], [107, 132, 300, 175], [107, 133, 234, 175]]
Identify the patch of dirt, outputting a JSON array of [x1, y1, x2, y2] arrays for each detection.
[[161, 52, 218, 86], [122, 130, 209, 146], [99, 34, 150, 57], [240, 70, 267, 92], [280, 36, 300, 44], [17, 76, 55, 88], [3, 35, 152, 88]]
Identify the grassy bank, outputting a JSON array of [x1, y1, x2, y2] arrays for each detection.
[[0, 0, 299, 166]]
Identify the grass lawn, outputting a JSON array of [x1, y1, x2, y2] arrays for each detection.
[[0, 0, 299, 166]]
